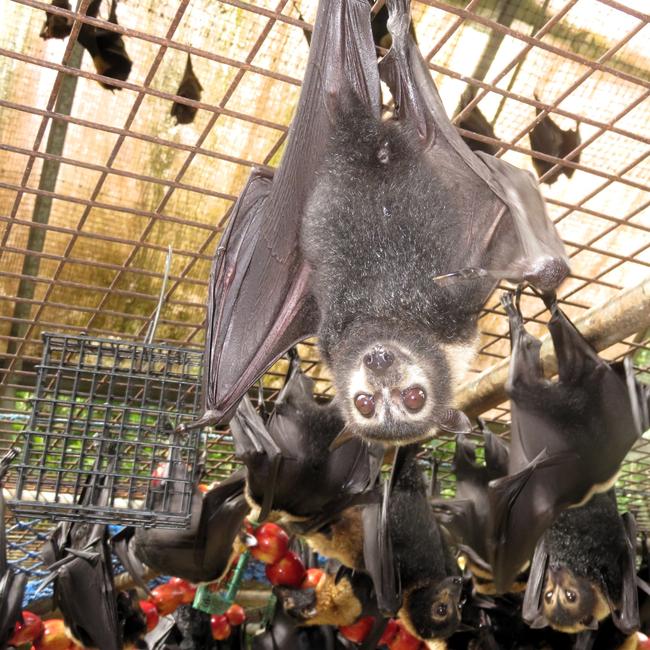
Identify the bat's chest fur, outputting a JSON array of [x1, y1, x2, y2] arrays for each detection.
[[301, 108, 489, 355]]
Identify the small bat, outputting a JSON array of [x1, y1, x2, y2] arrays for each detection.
[[39, 0, 73, 39], [193, 0, 569, 446], [0, 449, 26, 649], [455, 88, 499, 156], [276, 566, 389, 650], [364, 444, 463, 642], [252, 599, 350, 650], [230, 349, 382, 523], [113, 461, 250, 586], [77, 0, 132, 90], [40, 455, 122, 650], [523, 491, 639, 638], [433, 429, 513, 594], [117, 590, 148, 649], [488, 292, 641, 594], [171, 54, 204, 125], [529, 97, 580, 184]]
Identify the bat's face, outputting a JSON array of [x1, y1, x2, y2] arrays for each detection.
[[333, 337, 474, 444], [402, 577, 463, 641], [541, 567, 609, 632]]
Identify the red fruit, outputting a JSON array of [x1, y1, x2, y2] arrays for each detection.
[[225, 604, 246, 627], [339, 616, 375, 643], [210, 614, 231, 640], [388, 626, 422, 650], [379, 618, 399, 645], [198, 483, 209, 493], [9, 611, 44, 646], [301, 568, 325, 590], [168, 577, 196, 604], [150, 583, 183, 615], [139, 599, 160, 632], [265, 551, 306, 587], [33, 619, 71, 650], [249, 523, 290, 564], [151, 461, 169, 488], [638, 633, 650, 650]]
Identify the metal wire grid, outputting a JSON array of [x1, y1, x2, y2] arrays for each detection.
[[9, 332, 203, 527], [0, 0, 648, 572]]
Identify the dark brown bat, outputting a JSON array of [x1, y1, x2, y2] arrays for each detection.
[[40, 455, 122, 650], [191, 0, 569, 447], [529, 97, 580, 184], [522, 491, 639, 638], [488, 292, 640, 594], [77, 0, 132, 90], [432, 430, 513, 594], [171, 54, 204, 125], [113, 462, 249, 587], [39, 0, 73, 39], [0, 449, 26, 649], [363, 444, 462, 642], [455, 88, 500, 156], [230, 349, 382, 523]]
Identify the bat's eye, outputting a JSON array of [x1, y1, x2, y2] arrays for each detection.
[[402, 386, 426, 412], [354, 393, 375, 418], [545, 591, 554, 603], [434, 603, 448, 618], [565, 590, 577, 603]]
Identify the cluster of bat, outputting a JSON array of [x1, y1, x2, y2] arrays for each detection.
[[39, 0, 203, 124], [2, 0, 637, 648]]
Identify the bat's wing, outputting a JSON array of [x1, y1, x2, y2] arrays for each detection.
[[111, 526, 150, 594], [379, 0, 569, 294], [197, 469, 250, 580], [608, 512, 640, 635], [521, 538, 550, 628], [196, 0, 381, 428]]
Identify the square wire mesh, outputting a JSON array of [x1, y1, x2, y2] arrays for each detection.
[[9, 332, 203, 527]]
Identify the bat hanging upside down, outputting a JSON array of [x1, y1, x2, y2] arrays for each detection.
[[189, 0, 570, 445]]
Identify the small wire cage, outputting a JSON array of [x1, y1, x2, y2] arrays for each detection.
[[8, 332, 204, 528]]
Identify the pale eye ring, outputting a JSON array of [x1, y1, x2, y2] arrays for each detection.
[[401, 386, 426, 412], [354, 393, 375, 418]]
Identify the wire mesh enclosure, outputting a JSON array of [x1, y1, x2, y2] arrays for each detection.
[[9, 332, 203, 527]]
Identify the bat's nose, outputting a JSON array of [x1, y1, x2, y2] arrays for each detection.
[[364, 345, 394, 373]]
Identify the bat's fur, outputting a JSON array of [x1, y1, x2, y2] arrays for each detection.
[[536, 493, 628, 633], [302, 103, 490, 443], [278, 573, 363, 627], [303, 506, 366, 570]]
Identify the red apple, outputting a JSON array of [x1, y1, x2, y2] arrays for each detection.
[[139, 599, 160, 632], [265, 551, 306, 587], [379, 618, 399, 646], [210, 614, 231, 640], [225, 604, 246, 627], [301, 568, 325, 590], [151, 462, 169, 488], [388, 626, 422, 650], [9, 611, 44, 646], [33, 619, 71, 650], [150, 583, 183, 615], [638, 632, 650, 649], [249, 523, 290, 564], [168, 577, 196, 604], [339, 616, 375, 643]]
